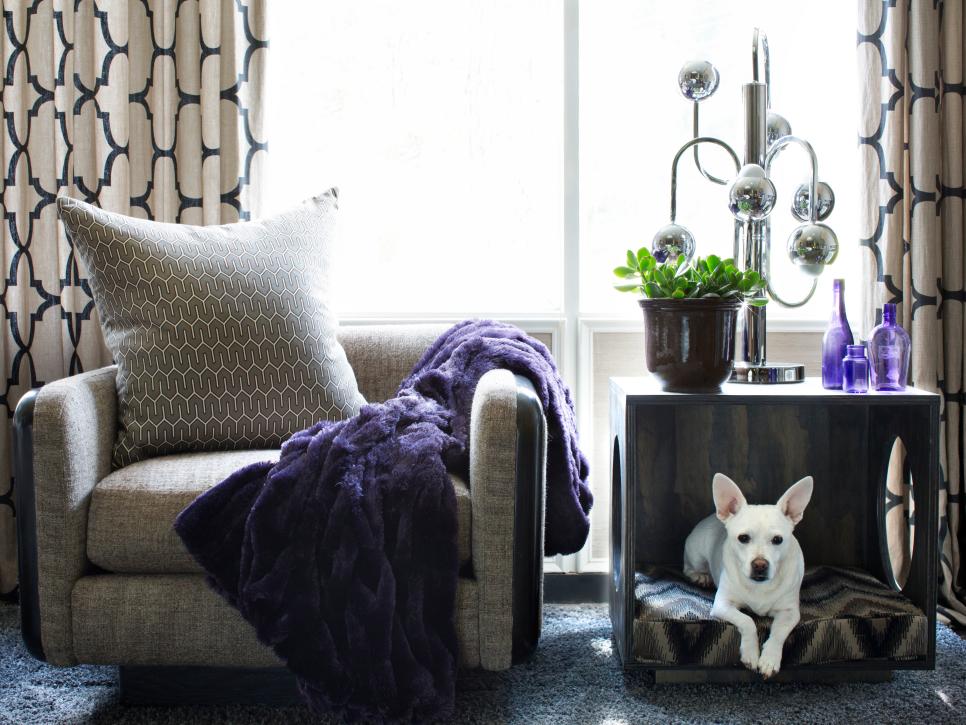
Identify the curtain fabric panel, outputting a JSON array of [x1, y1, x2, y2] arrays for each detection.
[[0, 0, 267, 599], [858, 0, 966, 624]]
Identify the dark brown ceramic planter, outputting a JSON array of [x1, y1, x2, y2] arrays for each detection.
[[638, 297, 741, 393]]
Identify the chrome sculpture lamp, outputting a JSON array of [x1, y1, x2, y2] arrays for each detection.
[[657, 29, 838, 383]]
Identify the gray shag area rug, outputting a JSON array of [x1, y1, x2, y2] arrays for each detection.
[[2, 601, 965, 724]]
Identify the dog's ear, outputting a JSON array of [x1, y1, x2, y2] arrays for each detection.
[[777, 476, 813, 525], [712, 473, 746, 522]]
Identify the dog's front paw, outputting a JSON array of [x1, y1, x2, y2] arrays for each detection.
[[739, 638, 760, 671], [687, 571, 714, 589], [757, 643, 783, 678]]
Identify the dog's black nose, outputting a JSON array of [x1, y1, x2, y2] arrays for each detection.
[[750, 558, 769, 581]]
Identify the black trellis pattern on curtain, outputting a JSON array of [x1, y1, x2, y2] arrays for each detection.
[[858, 0, 966, 624], [0, 0, 267, 600]]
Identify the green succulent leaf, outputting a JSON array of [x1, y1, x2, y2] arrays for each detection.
[[613, 247, 768, 306]]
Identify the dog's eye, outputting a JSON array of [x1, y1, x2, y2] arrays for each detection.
[[737, 534, 750, 544], [772, 535, 783, 545]]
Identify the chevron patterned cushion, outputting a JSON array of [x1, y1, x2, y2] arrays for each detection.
[[632, 565, 928, 666], [58, 192, 365, 467]]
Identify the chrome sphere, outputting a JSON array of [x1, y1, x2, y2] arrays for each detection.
[[737, 163, 766, 178], [728, 174, 777, 222], [651, 223, 696, 263], [791, 181, 835, 222], [766, 111, 792, 146], [787, 223, 839, 276], [678, 61, 720, 102]]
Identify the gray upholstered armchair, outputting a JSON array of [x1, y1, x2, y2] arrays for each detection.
[[14, 324, 546, 703]]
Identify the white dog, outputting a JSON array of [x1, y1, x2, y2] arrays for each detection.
[[683, 473, 813, 677]]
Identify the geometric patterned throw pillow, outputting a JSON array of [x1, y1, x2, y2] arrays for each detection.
[[57, 190, 365, 468]]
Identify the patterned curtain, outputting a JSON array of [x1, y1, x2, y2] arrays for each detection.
[[0, 0, 267, 600], [858, 0, 966, 625]]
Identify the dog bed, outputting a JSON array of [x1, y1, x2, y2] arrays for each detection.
[[632, 565, 928, 666]]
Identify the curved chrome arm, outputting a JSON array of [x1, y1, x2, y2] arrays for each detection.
[[752, 28, 771, 106], [764, 135, 822, 307], [765, 135, 819, 223], [691, 104, 730, 185], [670, 136, 741, 221], [767, 279, 818, 308]]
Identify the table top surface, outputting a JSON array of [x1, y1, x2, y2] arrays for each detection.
[[611, 376, 939, 403]]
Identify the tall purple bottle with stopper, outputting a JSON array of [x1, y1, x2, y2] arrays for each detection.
[[868, 302, 911, 391], [821, 279, 854, 389]]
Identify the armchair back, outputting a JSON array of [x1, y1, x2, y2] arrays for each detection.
[[338, 324, 447, 403]]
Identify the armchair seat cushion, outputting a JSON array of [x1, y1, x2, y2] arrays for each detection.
[[87, 450, 472, 574]]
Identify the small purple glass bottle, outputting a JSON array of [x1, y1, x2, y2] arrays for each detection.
[[842, 345, 869, 393], [868, 303, 911, 391], [822, 279, 854, 389]]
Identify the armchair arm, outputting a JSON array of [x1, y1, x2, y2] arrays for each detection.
[[470, 369, 546, 670], [15, 365, 118, 665]]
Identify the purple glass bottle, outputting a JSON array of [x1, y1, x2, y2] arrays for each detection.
[[842, 345, 869, 393], [868, 303, 911, 391], [822, 279, 854, 389]]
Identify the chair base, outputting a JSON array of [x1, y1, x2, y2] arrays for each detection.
[[120, 666, 302, 706]]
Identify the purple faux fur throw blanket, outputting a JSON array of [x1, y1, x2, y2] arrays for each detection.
[[174, 320, 592, 720]]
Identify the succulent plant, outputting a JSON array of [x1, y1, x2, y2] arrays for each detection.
[[614, 248, 767, 305]]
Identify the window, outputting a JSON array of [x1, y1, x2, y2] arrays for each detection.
[[265, 1, 563, 316], [267, 1, 860, 570]]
